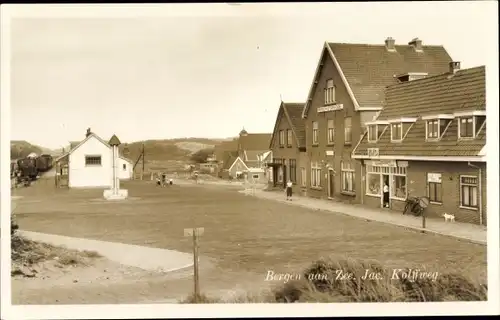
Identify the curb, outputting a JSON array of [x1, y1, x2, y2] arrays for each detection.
[[248, 192, 487, 246]]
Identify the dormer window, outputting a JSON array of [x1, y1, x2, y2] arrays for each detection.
[[368, 125, 377, 142], [395, 72, 428, 83], [388, 117, 418, 142], [366, 121, 388, 143], [391, 123, 402, 141], [423, 115, 453, 141], [459, 117, 473, 138], [454, 111, 487, 140], [324, 79, 336, 105]]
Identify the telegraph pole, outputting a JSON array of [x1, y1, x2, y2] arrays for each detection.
[[184, 227, 204, 302]]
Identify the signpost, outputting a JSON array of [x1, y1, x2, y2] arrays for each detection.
[[184, 227, 204, 302]]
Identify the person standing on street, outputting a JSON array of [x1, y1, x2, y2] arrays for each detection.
[[383, 182, 390, 208], [285, 179, 293, 201]]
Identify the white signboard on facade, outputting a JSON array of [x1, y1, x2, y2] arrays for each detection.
[[427, 173, 442, 183], [317, 104, 344, 113], [325, 150, 334, 156], [397, 161, 409, 168], [370, 160, 397, 168]]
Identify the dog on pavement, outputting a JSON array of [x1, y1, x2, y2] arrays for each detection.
[[442, 213, 455, 222]]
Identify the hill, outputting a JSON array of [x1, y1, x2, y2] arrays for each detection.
[[119, 138, 232, 163], [10, 141, 58, 160], [11, 137, 235, 166]]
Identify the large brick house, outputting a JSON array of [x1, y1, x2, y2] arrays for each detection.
[[300, 37, 453, 203], [352, 65, 487, 225], [268, 101, 307, 193]]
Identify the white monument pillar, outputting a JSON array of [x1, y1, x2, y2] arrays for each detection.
[[104, 134, 128, 200]]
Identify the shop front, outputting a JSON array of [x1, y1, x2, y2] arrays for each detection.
[[364, 160, 408, 210]]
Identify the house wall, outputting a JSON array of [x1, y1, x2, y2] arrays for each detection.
[[118, 158, 133, 180], [248, 171, 267, 184], [361, 160, 487, 225], [304, 50, 367, 203], [228, 159, 248, 179], [270, 109, 304, 192], [69, 136, 112, 188]]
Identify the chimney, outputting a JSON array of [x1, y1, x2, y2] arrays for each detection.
[[85, 128, 92, 138], [408, 37, 423, 52], [385, 37, 396, 51], [449, 61, 461, 74]]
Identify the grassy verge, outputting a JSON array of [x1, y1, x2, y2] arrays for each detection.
[[180, 257, 487, 303], [11, 214, 102, 278]]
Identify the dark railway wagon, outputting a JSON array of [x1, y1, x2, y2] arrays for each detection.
[[35, 154, 54, 172]]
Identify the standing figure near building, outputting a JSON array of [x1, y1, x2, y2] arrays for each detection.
[[383, 182, 390, 208], [285, 179, 293, 201]]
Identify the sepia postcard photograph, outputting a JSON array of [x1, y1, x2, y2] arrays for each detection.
[[1, 2, 499, 319]]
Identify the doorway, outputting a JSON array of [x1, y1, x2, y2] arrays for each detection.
[[328, 169, 335, 199], [381, 174, 390, 208]]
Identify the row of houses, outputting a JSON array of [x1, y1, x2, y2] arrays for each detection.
[[267, 37, 487, 226], [213, 129, 273, 183]]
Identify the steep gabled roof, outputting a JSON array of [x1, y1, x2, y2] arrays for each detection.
[[302, 40, 453, 117], [56, 132, 128, 162], [269, 102, 306, 149], [352, 66, 486, 160], [239, 133, 272, 151]]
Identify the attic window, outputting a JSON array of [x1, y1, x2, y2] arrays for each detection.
[[458, 115, 486, 139], [426, 118, 452, 141], [391, 123, 402, 141], [396, 72, 428, 83], [367, 124, 385, 143], [324, 79, 336, 105], [388, 117, 417, 142]]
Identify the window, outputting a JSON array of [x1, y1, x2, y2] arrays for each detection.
[[459, 117, 474, 138], [324, 79, 335, 105], [368, 125, 378, 142], [366, 165, 381, 196], [427, 173, 442, 203], [287, 129, 293, 147], [327, 119, 335, 144], [312, 121, 319, 145], [289, 159, 297, 183], [122, 163, 127, 170], [391, 172, 407, 200], [426, 120, 439, 139], [311, 162, 321, 188], [460, 176, 478, 209], [279, 130, 285, 147], [85, 155, 102, 166], [344, 117, 352, 144], [391, 123, 402, 141], [252, 174, 259, 179], [341, 161, 355, 193], [301, 167, 306, 187]]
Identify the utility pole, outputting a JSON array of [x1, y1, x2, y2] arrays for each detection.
[[184, 227, 204, 302], [142, 143, 145, 180]]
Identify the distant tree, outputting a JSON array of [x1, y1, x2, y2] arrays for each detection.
[[190, 148, 214, 163]]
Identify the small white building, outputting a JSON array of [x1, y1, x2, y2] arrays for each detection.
[[55, 132, 134, 188]]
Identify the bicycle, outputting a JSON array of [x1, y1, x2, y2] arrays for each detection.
[[403, 194, 430, 217]]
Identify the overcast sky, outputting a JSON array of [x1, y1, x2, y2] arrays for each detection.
[[7, 2, 497, 149]]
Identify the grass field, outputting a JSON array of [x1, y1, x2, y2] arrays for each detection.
[[13, 179, 487, 288]]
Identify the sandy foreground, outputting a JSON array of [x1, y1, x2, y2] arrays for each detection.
[[11, 233, 270, 305]]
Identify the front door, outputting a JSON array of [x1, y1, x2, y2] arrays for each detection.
[[328, 169, 335, 198], [381, 174, 390, 208]]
